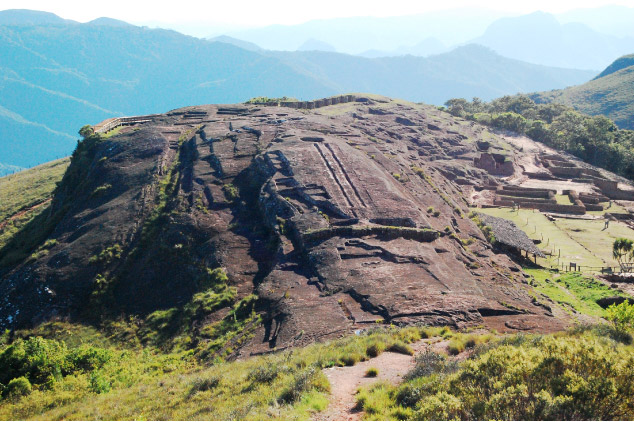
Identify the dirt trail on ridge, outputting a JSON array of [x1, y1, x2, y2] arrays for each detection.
[[316, 339, 449, 421]]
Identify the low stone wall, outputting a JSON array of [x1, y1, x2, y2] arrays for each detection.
[[549, 166, 583, 178], [497, 196, 555, 205], [524, 171, 559, 180], [594, 179, 619, 191], [585, 204, 604, 211], [498, 186, 554, 199], [257, 95, 357, 110], [93, 114, 160, 134], [493, 198, 586, 214], [537, 203, 586, 214], [607, 212, 634, 220], [602, 189, 634, 201], [302, 225, 439, 245]]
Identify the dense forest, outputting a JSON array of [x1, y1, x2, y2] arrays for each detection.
[[443, 95, 634, 180]]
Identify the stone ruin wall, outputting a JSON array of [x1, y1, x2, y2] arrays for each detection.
[[265, 95, 357, 110], [492, 185, 587, 214], [474, 153, 514, 176], [93, 114, 161, 134]]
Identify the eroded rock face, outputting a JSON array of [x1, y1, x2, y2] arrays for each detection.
[[0, 96, 564, 353]]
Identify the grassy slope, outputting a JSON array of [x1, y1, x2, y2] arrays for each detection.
[[0, 158, 69, 249], [0, 324, 430, 420], [535, 63, 634, 130], [525, 269, 626, 319]]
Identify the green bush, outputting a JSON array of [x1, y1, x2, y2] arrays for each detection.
[[366, 367, 379, 377], [388, 341, 414, 356], [88, 370, 111, 394], [366, 341, 386, 358], [189, 375, 221, 395], [447, 339, 465, 355], [0, 337, 111, 391], [222, 184, 239, 202], [278, 367, 328, 404], [360, 332, 634, 420], [606, 301, 634, 333], [5, 377, 31, 398]]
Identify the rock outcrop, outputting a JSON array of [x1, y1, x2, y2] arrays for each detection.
[[0, 95, 564, 354]]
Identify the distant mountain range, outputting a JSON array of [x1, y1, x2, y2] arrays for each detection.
[[472, 11, 634, 70], [223, 8, 634, 70], [225, 8, 507, 53], [533, 54, 634, 130], [0, 9, 598, 172]]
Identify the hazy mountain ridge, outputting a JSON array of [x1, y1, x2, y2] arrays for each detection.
[[472, 11, 634, 70], [0, 9, 601, 169]]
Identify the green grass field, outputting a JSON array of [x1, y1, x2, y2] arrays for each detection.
[[524, 269, 626, 318], [476, 207, 607, 269], [0, 158, 69, 249]]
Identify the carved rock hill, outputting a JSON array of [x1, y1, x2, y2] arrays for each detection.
[[0, 95, 563, 353]]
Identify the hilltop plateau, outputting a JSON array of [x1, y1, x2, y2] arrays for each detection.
[[0, 95, 576, 353]]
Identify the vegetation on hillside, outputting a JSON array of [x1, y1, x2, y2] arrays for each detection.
[[0, 324, 432, 420], [532, 56, 634, 130], [444, 95, 634, 180], [524, 270, 628, 319], [356, 325, 634, 420]]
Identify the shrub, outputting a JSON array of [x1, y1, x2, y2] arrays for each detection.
[[0, 336, 113, 392], [340, 353, 363, 366], [278, 367, 328, 404], [89, 244, 122, 265], [0, 337, 67, 386], [4, 377, 31, 398], [396, 327, 422, 343], [91, 183, 112, 197], [222, 184, 239, 202], [88, 370, 111, 394], [447, 339, 465, 355], [66, 345, 112, 372], [189, 375, 221, 394], [247, 365, 281, 384], [366, 342, 386, 358], [366, 367, 379, 377], [421, 335, 634, 420], [388, 341, 414, 356], [605, 301, 634, 333], [405, 349, 448, 381]]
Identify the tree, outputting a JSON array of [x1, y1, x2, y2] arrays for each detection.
[[613, 238, 633, 272], [79, 124, 94, 139], [444, 98, 468, 117], [491, 112, 527, 134]]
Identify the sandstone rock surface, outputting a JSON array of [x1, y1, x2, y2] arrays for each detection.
[[0, 95, 565, 354]]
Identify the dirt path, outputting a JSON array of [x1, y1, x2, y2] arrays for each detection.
[[316, 339, 445, 421]]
